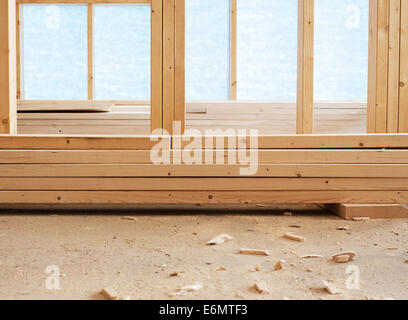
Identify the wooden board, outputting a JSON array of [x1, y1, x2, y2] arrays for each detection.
[[18, 101, 115, 112], [296, 0, 314, 134], [324, 204, 408, 220], [0, 191, 406, 204], [0, 0, 17, 134]]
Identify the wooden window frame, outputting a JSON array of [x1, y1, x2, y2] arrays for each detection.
[[14, 0, 163, 132], [1, 0, 408, 142]]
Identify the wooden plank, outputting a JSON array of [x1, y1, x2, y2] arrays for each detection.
[[387, 0, 401, 133], [177, 134, 408, 149], [87, 4, 94, 100], [18, 125, 151, 135], [0, 190, 406, 204], [16, 3, 21, 100], [296, 0, 314, 134], [1, 149, 407, 164], [151, 0, 163, 132], [230, 0, 237, 100], [1, 164, 408, 177], [174, 0, 185, 132], [376, 0, 390, 133], [367, 0, 378, 133], [0, 134, 407, 150], [1, 177, 408, 191], [324, 203, 408, 220], [162, 0, 175, 134], [0, 135, 170, 150], [0, 0, 17, 135], [399, 0, 408, 132], [18, 102, 114, 112], [17, 0, 151, 3]]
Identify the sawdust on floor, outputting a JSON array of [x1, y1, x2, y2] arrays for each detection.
[[0, 205, 407, 300]]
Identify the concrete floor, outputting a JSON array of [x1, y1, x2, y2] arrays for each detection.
[[0, 205, 407, 300]]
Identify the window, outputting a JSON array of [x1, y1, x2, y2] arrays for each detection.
[[21, 5, 88, 100], [186, 0, 230, 101], [237, 0, 298, 101], [94, 5, 151, 100], [314, 0, 369, 101]]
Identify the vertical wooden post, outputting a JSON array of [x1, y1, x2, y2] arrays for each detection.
[[399, 0, 408, 132], [163, 0, 175, 134], [376, 0, 389, 133], [16, 3, 21, 100], [151, 0, 164, 133], [174, 0, 185, 132], [0, 0, 17, 135], [367, 0, 405, 134], [230, 0, 237, 100], [297, 0, 314, 134], [87, 4, 94, 100], [367, 0, 378, 133], [387, 0, 401, 133]]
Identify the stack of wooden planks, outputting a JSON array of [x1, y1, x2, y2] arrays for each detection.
[[0, 134, 407, 205]]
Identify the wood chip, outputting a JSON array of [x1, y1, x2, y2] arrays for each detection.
[[100, 287, 119, 300], [322, 280, 341, 295], [333, 255, 350, 263], [352, 217, 370, 221], [283, 211, 293, 216], [387, 248, 398, 251], [283, 232, 305, 242], [252, 281, 269, 294], [169, 271, 181, 277], [121, 216, 138, 222], [332, 251, 356, 263], [215, 266, 227, 272], [337, 226, 350, 231], [168, 283, 203, 297], [239, 248, 270, 256], [289, 225, 301, 228], [249, 264, 260, 272], [206, 234, 234, 245], [274, 261, 282, 271], [301, 254, 323, 259]]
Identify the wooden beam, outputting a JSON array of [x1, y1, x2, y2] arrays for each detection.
[[87, 4, 94, 100], [367, 0, 379, 133], [174, 0, 185, 132], [1, 164, 408, 177], [16, 3, 21, 100], [151, 0, 163, 133], [230, 0, 237, 100], [0, 190, 406, 204], [0, 135, 170, 150], [17, 0, 151, 3], [0, 0, 17, 135], [297, 0, 314, 134], [399, 0, 408, 132], [376, 0, 389, 133], [387, 0, 401, 133], [1, 177, 408, 191], [324, 203, 408, 220], [1, 149, 407, 164], [162, 0, 175, 134]]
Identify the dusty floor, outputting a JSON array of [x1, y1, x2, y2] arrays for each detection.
[[0, 205, 407, 300]]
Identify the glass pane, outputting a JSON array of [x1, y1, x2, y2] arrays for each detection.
[[314, 0, 369, 100], [22, 5, 87, 100], [237, 0, 297, 101], [186, 0, 230, 100], [94, 5, 151, 100]]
